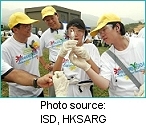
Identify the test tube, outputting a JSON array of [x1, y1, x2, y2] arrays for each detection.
[[70, 29, 75, 40]]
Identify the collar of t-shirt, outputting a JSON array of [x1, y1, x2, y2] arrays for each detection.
[[50, 22, 64, 33]]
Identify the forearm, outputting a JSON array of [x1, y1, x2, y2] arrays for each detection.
[[87, 58, 100, 74], [39, 56, 47, 67], [86, 68, 109, 90], [4, 69, 37, 86], [53, 56, 64, 73]]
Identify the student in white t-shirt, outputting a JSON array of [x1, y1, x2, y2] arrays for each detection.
[[53, 18, 100, 97], [70, 13, 145, 97]]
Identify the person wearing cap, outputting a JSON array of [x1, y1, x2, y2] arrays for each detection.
[[2, 59, 53, 89], [39, 6, 68, 97], [53, 18, 100, 97], [69, 13, 144, 97], [1, 12, 44, 97]]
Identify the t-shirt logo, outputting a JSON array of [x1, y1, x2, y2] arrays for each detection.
[[15, 40, 39, 65]]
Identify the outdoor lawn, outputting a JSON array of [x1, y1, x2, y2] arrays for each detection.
[[1, 45, 109, 97]]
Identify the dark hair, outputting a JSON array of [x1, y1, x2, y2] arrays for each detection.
[[67, 18, 88, 37], [14, 23, 21, 27], [11, 23, 21, 32], [107, 22, 125, 35]]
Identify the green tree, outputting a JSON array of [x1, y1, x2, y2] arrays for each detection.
[[3, 25, 10, 30]]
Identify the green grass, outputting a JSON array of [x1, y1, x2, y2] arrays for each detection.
[[1, 46, 109, 97], [93, 46, 109, 97]]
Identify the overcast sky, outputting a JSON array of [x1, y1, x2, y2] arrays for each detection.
[[1, 1, 145, 20]]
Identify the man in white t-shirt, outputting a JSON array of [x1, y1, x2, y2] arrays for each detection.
[[2, 12, 44, 97], [39, 6, 67, 97]]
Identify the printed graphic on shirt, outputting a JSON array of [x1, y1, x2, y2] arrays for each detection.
[[62, 58, 77, 71], [114, 61, 145, 80], [15, 40, 39, 65], [50, 33, 66, 48], [29, 40, 40, 51]]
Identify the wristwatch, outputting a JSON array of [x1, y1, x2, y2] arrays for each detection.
[[33, 78, 39, 88]]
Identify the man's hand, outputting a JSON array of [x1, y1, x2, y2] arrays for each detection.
[[72, 46, 90, 61], [59, 40, 78, 58], [69, 51, 91, 71], [44, 63, 53, 72], [52, 71, 69, 97], [37, 74, 53, 88], [134, 84, 145, 97]]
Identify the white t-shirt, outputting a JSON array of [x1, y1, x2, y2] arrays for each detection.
[[39, 23, 67, 62], [86, 33, 92, 42], [100, 37, 145, 97], [94, 35, 100, 40], [125, 32, 129, 37], [138, 27, 145, 38], [1, 59, 13, 78], [37, 30, 42, 36], [2, 33, 43, 97], [62, 43, 101, 97]]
